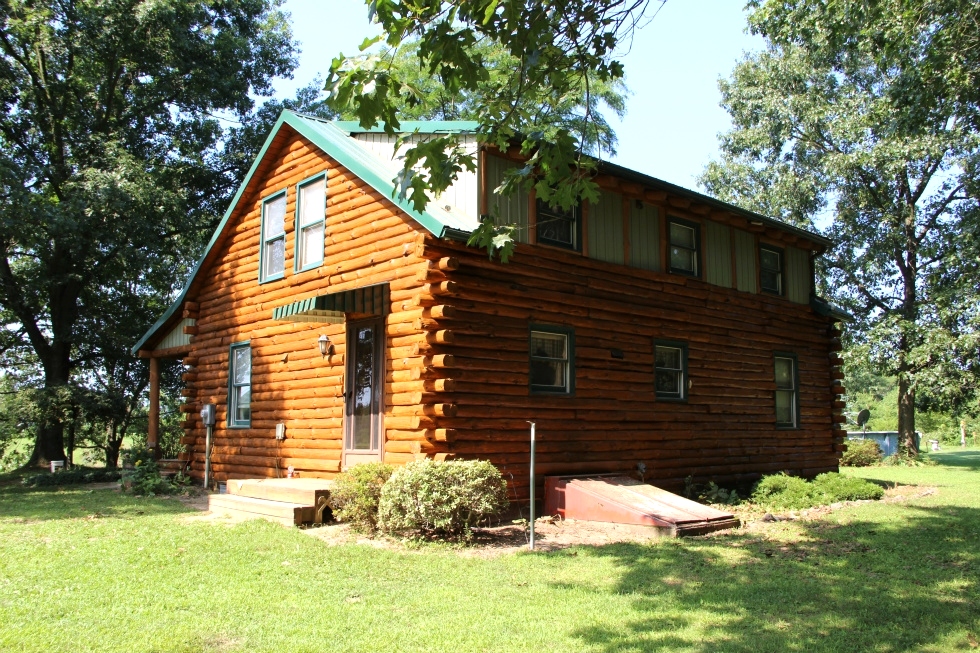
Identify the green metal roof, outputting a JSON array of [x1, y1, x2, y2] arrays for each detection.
[[331, 120, 479, 134], [272, 284, 390, 323]]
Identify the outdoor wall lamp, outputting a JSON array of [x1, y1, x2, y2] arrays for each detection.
[[318, 334, 331, 357]]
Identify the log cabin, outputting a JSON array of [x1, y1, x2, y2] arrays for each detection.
[[134, 111, 849, 499]]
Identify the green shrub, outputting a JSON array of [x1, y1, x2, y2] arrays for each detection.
[[330, 462, 394, 534], [751, 472, 883, 509], [22, 468, 122, 488], [841, 439, 882, 467], [378, 459, 509, 538], [120, 447, 175, 496], [811, 472, 884, 502]]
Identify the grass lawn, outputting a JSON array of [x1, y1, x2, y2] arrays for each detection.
[[1, 451, 978, 653]]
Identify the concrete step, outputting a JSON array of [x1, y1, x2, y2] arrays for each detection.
[[224, 478, 334, 506], [208, 493, 315, 526]]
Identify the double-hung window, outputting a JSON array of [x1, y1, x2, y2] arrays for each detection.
[[295, 175, 326, 271], [668, 217, 700, 276], [655, 340, 688, 401], [760, 245, 784, 295], [774, 353, 798, 428], [260, 192, 286, 282], [536, 198, 580, 250], [228, 342, 251, 427], [529, 326, 574, 394]]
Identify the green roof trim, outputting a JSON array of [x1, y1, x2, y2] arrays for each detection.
[[811, 297, 853, 322], [331, 120, 479, 134]]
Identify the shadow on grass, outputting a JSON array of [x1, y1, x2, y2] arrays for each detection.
[[929, 449, 980, 471], [566, 505, 980, 652], [0, 485, 193, 522]]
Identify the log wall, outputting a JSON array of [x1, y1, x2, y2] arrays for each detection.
[[177, 130, 437, 480], [410, 233, 844, 497]]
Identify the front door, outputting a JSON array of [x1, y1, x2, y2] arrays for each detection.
[[343, 318, 383, 468]]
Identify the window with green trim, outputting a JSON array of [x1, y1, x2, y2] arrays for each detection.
[[774, 353, 798, 428], [655, 340, 688, 400], [668, 217, 700, 276], [760, 245, 784, 295], [260, 193, 286, 282], [295, 175, 325, 271], [228, 342, 251, 427], [536, 198, 580, 250], [529, 326, 574, 394]]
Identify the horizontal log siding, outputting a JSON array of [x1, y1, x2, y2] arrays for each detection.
[[179, 132, 432, 481], [417, 235, 839, 496]]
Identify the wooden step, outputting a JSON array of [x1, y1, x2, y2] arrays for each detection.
[[224, 478, 334, 506], [208, 494, 315, 526]]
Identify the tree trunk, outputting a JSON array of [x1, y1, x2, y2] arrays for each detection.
[[28, 342, 73, 467], [898, 375, 918, 456]]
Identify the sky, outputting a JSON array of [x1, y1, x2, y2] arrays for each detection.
[[274, 0, 765, 192]]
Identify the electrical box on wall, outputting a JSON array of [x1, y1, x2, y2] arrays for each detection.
[[200, 404, 216, 426], [275, 423, 286, 440]]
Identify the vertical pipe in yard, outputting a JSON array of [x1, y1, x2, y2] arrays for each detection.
[[528, 421, 536, 551]]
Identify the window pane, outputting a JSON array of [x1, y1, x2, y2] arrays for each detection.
[[265, 237, 285, 277], [670, 247, 695, 272], [236, 386, 251, 422], [351, 324, 376, 450], [538, 214, 574, 246], [776, 390, 794, 424], [531, 332, 567, 359], [299, 179, 325, 227], [775, 358, 794, 389], [264, 196, 286, 239], [670, 222, 695, 248], [655, 346, 681, 370], [531, 359, 565, 388], [656, 369, 682, 396], [761, 269, 781, 293], [300, 223, 324, 268], [234, 347, 250, 384], [761, 249, 781, 271]]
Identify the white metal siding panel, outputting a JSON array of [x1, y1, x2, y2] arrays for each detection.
[[353, 133, 479, 220], [155, 318, 195, 350], [785, 246, 810, 304], [587, 191, 624, 264], [485, 155, 530, 243], [629, 202, 660, 271], [705, 221, 733, 288], [734, 229, 757, 293]]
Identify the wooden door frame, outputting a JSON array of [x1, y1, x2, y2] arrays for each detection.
[[342, 317, 385, 469]]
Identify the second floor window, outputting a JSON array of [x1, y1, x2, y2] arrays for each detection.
[[261, 193, 286, 282], [536, 198, 579, 250], [296, 176, 326, 271], [668, 218, 700, 276], [760, 245, 784, 295]]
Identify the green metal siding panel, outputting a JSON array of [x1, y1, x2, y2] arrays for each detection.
[[588, 191, 624, 265], [485, 156, 530, 244], [705, 221, 732, 288], [629, 202, 660, 271], [734, 228, 757, 293], [785, 246, 810, 304]]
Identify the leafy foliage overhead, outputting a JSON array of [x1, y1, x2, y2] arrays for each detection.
[[700, 0, 980, 451]]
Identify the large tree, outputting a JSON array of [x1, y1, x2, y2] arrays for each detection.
[[326, 0, 655, 224], [0, 0, 296, 465], [699, 0, 980, 454]]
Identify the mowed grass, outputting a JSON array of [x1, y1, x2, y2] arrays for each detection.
[[1, 451, 978, 653]]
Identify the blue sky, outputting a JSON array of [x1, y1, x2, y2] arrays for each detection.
[[275, 1, 764, 192]]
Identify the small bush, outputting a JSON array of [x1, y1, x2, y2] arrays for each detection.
[[121, 447, 176, 496], [330, 462, 394, 534], [378, 459, 509, 538], [841, 439, 882, 467], [22, 469, 122, 488], [751, 472, 883, 509]]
